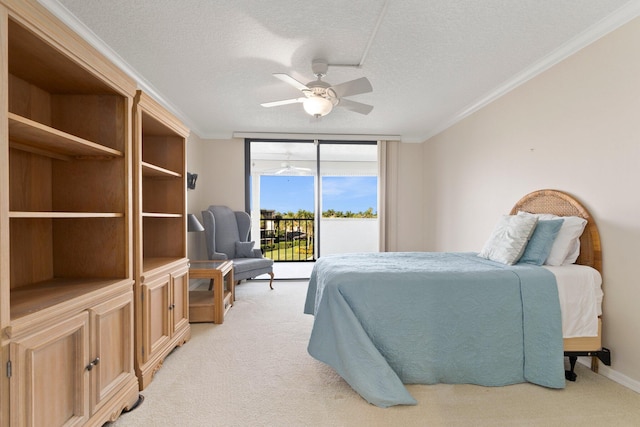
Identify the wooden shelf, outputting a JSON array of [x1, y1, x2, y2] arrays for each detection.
[[2, 3, 140, 424], [187, 260, 234, 324], [10, 278, 130, 321], [142, 257, 188, 275], [9, 211, 124, 218], [142, 212, 183, 218], [8, 113, 123, 159], [142, 161, 182, 178], [133, 90, 189, 390]]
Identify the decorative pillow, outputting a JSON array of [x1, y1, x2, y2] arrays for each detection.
[[524, 213, 587, 266], [518, 219, 564, 265], [235, 241, 256, 258], [478, 213, 538, 265]]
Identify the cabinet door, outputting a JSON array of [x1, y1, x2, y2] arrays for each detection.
[[141, 274, 171, 363], [171, 266, 190, 335], [89, 292, 135, 415], [10, 312, 90, 427]]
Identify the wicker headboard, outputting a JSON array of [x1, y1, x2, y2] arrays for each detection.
[[509, 189, 602, 274]]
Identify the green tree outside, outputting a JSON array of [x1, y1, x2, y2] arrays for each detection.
[[271, 208, 377, 218]]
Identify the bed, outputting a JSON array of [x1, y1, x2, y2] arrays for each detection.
[[304, 189, 610, 407]]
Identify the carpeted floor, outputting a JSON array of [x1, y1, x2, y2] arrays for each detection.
[[111, 280, 640, 427]]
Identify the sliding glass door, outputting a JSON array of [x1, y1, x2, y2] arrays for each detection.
[[318, 143, 379, 256], [247, 139, 378, 261], [248, 141, 317, 262]]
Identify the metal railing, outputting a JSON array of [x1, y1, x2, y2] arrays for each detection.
[[260, 217, 314, 262]]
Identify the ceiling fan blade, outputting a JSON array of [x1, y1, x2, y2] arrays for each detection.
[[275, 167, 300, 175], [261, 98, 306, 108], [330, 77, 373, 98], [273, 73, 310, 91], [337, 98, 373, 115], [273, 163, 313, 175]]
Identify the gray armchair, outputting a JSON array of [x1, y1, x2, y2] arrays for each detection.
[[201, 205, 274, 289]]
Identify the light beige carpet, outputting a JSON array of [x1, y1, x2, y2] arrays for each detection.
[[111, 280, 640, 427]]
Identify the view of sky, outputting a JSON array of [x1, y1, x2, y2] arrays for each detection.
[[259, 176, 377, 214]]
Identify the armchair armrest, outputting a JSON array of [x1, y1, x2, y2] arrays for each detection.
[[211, 252, 228, 260], [251, 248, 263, 258]]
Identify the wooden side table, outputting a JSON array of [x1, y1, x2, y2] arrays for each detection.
[[188, 260, 234, 324]]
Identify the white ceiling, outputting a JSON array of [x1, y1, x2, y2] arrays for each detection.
[[43, 0, 640, 142]]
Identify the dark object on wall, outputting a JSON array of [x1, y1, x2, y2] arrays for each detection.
[[187, 172, 198, 190]]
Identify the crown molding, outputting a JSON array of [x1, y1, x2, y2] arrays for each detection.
[[422, 1, 640, 142], [232, 132, 401, 142], [38, 0, 640, 144], [37, 0, 204, 137]]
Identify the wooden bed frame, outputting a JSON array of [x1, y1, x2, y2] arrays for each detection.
[[510, 189, 610, 379]]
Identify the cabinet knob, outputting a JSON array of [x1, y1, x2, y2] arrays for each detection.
[[169, 304, 175, 310], [85, 357, 100, 371]]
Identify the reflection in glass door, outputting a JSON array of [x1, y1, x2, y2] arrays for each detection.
[[249, 141, 317, 262], [318, 143, 378, 256], [247, 140, 378, 261]]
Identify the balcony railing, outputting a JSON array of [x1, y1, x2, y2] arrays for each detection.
[[260, 217, 314, 262]]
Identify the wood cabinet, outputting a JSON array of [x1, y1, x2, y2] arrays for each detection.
[[139, 264, 189, 365], [10, 311, 91, 426], [0, 0, 140, 424], [9, 285, 136, 427], [133, 91, 190, 390], [88, 291, 136, 421]]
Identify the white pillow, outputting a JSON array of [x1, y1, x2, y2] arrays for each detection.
[[521, 212, 587, 266], [478, 213, 538, 265], [562, 238, 582, 265]]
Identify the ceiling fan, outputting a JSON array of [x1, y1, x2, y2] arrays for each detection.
[[273, 162, 312, 175], [255, 155, 314, 175], [261, 59, 373, 118]]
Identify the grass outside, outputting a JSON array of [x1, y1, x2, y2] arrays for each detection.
[[263, 241, 313, 261]]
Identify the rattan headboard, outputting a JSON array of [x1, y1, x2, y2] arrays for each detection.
[[509, 189, 602, 274]]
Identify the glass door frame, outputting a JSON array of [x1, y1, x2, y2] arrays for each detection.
[[244, 138, 378, 260]]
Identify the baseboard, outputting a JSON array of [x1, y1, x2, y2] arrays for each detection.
[[578, 357, 640, 393]]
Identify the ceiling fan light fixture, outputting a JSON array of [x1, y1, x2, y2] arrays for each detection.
[[303, 96, 333, 117], [264, 59, 373, 116]]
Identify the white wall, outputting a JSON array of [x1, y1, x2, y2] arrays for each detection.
[[423, 17, 640, 388], [187, 138, 429, 258], [320, 218, 379, 256], [186, 132, 206, 260], [186, 136, 246, 260]]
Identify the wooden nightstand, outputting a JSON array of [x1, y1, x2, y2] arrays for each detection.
[[188, 260, 234, 324]]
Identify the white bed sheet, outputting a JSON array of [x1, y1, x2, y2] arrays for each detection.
[[544, 264, 603, 338]]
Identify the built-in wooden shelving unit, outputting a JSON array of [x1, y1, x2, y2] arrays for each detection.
[[0, 0, 140, 424]]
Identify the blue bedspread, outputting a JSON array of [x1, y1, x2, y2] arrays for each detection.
[[304, 252, 565, 407]]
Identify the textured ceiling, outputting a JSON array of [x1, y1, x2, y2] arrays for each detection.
[[44, 0, 639, 142]]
